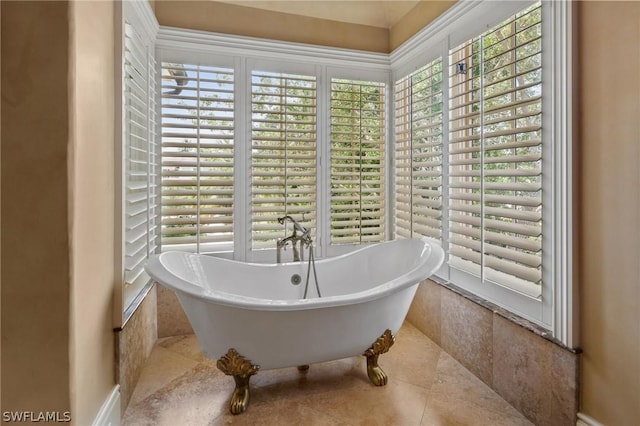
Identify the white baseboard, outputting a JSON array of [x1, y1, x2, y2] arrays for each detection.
[[92, 385, 121, 426], [577, 412, 605, 426]]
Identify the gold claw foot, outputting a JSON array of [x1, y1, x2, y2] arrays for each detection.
[[216, 349, 260, 415], [366, 355, 388, 386], [363, 329, 395, 386], [230, 376, 251, 414]]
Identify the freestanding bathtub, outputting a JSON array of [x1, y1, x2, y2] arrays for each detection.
[[145, 238, 444, 414]]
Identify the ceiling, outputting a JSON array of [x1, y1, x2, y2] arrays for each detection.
[[213, 1, 422, 28]]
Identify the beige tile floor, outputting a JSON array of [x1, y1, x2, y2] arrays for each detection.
[[123, 322, 533, 426]]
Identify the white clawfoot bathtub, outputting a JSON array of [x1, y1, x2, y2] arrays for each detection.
[[146, 238, 444, 413]]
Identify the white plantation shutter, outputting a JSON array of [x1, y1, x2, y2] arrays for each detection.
[[123, 20, 158, 289], [448, 2, 542, 296], [160, 63, 235, 252], [395, 75, 412, 238], [394, 58, 444, 240], [330, 79, 386, 245], [250, 71, 317, 250]]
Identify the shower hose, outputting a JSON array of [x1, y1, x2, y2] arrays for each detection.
[[303, 244, 322, 299]]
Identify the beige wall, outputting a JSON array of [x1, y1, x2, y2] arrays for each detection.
[[1, 1, 117, 423], [154, 1, 456, 54], [389, 1, 456, 51], [154, 1, 389, 53], [69, 1, 116, 424], [1, 0, 71, 414], [579, 2, 640, 424]]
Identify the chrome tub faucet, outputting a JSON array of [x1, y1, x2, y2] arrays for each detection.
[[276, 215, 312, 263]]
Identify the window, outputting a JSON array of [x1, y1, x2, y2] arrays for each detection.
[[393, 0, 559, 328], [117, 0, 158, 322], [394, 58, 444, 240], [448, 3, 543, 298], [123, 21, 158, 290], [160, 63, 235, 253], [250, 71, 317, 250], [156, 40, 389, 261], [330, 78, 386, 245]]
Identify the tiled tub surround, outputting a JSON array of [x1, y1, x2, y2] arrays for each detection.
[[122, 322, 533, 425], [155, 278, 578, 424], [157, 284, 192, 338], [116, 285, 158, 414], [406, 279, 580, 425]]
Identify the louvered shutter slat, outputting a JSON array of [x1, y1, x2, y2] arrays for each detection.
[[161, 63, 235, 251], [330, 78, 386, 246], [250, 71, 317, 249]]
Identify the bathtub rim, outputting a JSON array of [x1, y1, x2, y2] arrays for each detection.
[[145, 239, 444, 312]]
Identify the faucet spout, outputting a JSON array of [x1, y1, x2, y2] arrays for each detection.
[[277, 215, 308, 235]]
